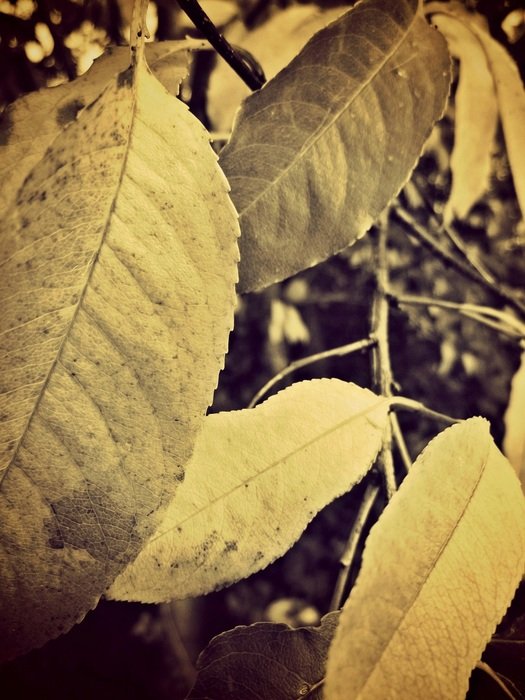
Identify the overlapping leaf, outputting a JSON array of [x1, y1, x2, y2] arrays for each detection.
[[0, 55, 239, 659], [428, 1, 525, 220], [325, 419, 525, 700], [109, 380, 388, 602], [430, 13, 498, 222], [0, 39, 202, 220], [187, 612, 339, 700], [219, 0, 451, 292]]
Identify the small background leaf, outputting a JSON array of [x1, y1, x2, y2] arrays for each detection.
[[187, 611, 339, 700], [220, 0, 451, 292], [431, 13, 499, 222], [0, 60, 238, 660], [109, 380, 388, 603], [0, 40, 197, 220], [503, 350, 525, 491], [325, 418, 525, 700]]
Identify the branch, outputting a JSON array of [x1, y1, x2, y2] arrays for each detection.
[[391, 206, 525, 318], [370, 224, 397, 499], [176, 0, 265, 90], [248, 337, 376, 409]]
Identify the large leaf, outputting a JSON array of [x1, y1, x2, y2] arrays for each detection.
[[325, 419, 525, 700], [0, 58, 239, 659], [109, 380, 388, 602], [187, 612, 339, 700], [0, 39, 201, 220], [219, 0, 451, 292], [428, 2, 525, 221], [207, 4, 349, 132], [430, 13, 498, 222]]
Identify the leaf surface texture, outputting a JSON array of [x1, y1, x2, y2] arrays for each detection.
[[0, 60, 238, 659], [325, 419, 525, 700], [187, 612, 339, 700], [109, 380, 388, 602], [220, 0, 451, 291]]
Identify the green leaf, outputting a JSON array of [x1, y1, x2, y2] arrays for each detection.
[[219, 0, 451, 292], [0, 40, 198, 220], [428, 1, 525, 221], [325, 419, 525, 700], [208, 4, 350, 132], [108, 380, 388, 602], [187, 612, 339, 700], [430, 13, 498, 222], [0, 59, 238, 660]]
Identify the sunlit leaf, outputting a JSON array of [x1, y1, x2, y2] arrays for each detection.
[[220, 0, 450, 292], [109, 380, 388, 602], [325, 419, 525, 700], [0, 55, 238, 660], [504, 350, 525, 492]]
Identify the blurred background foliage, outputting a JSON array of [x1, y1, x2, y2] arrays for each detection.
[[1, 1, 525, 698]]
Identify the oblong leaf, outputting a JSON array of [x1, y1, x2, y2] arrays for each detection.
[[220, 0, 451, 292], [325, 418, 525, 700], [109, 380, 388, 602], [0, 61, 238, 660], [431, 14, 498, 222], [0, 40, 198, 220], [187, 612, 339, 700]]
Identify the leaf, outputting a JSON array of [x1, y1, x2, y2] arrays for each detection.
[[187, 611, 339, 700], [504, 351, 525, 492], [207, 4, 349, 132], [219, 0, 451, 292], [0, 58, 239, 660], [108, 380, 388, 602], [428, 2, 525, 220], [0, 39, 200, 220], [430, 14, 498, 222], [325, 418, 525, 700]]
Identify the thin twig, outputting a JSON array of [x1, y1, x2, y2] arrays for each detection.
[[330, 482, 380, 611], [475, 661, 522, 700], [396, 294, 525, 340], [390, 412, 412, 472], [443, 222, 498, 286], [176, 0, 265, 90], [391, 206, 525, 318], [390, 397, 461, 424], [371, 225, 397, 499], [248, 337, 376, 409]]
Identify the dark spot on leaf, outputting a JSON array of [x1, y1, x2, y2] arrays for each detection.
[[117, 68, 133, 89], [39, 191, 47, 201], [56, 98, 85, 126], [223, 540, 237, 553]]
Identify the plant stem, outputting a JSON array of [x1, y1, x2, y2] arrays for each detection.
[[390, 412, 412, 472], [248, 337, 376, 408], [390, 396, 461, 424], [330, 482, 380, 610], [176, 0, 265, 90], [391, 206, 525, 318], [371, 224, 397, 499], [396, 294, 525, 339], [475, 661, 520, 700], [130, 0, 149, 68]]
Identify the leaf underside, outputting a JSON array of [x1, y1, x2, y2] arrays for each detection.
[[220, 0, 451, 292], [325, 419, 525, 700], [109, 380, 388, 602], [0, 61, 238, 660]]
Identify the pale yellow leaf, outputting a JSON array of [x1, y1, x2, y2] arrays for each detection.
[[0, 40, 199, 220], [109, 380, 389, 603], [325, 418, 525, 700], [0, 60, 238, 660], [432, 14, 498, 222], [504, 350, 525, 491], [207, 4, 349, 133], [429, 2, 525, 220]]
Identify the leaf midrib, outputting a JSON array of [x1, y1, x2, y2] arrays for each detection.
[[0, 66, 140, 489], [235, 0, 418, 219]]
